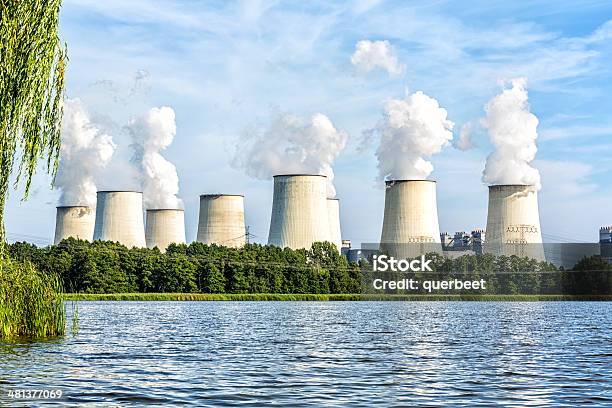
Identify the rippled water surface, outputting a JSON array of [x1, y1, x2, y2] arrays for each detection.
[[1, 301, 611, 406]]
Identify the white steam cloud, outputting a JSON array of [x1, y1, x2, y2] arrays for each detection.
[[55, 98, 116, 207], [374, 91, 454, 180], [454, 122, 475, 151], [127, 107, 182, 209], [351, 40, 405, 77], [233, 113, 348, 197], [481, 78, 541, 189]]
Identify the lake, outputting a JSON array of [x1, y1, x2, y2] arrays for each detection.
[[1, 301, 611, 406]]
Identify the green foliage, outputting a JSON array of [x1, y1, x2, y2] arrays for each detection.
[[0, 258, 65, 339], [10, 239, 610, 296], [0, 0, 67, 244], [564, 255, 612, 295], [11, 239, 362, 295]]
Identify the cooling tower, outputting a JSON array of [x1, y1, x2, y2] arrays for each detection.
[[268, 174, 330, 250], [145, 209, 186, 252], [197, 194, 246, 247], [484, 184, 545, 261], [380, 180, 442, 258], [93, 191, 146, 248], [327, 198, 342, 253], [54, 206, 95, 244]]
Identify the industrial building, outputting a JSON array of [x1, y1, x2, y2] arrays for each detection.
[[145, 209, 186, 252], [440, 229, 485, 255], [93, 191, 146, 248], [600, 226, 612, 263], [197, 194, 246, 247], [48, 169, 612, 269], [54, 205, 95, 244], [268, 174, 330, 250], [484, 184, 545, 261], [380, 179, 442, 258]]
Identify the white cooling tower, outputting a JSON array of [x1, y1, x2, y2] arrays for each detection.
[[93, 191, 146, 248], [197, 194, 246, 247], [54, 206, 95, 244], [327, 198, 342, 253], [380, 180, 442, 258], [484, 184, 545, 261], [268, 174, 330, 250], [145, 209, 186, 251]]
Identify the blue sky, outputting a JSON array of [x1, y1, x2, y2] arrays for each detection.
[[6, 0, 612, 245]]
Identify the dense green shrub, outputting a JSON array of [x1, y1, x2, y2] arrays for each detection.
[[0, 258, 65, 339]]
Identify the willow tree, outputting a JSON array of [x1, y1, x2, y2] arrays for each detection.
[[0, 0, 66, 244]]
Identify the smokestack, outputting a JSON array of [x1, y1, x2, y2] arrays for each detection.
[[380, 180, 442, 258], [54, 206, 95, 244], [268, 174, 329, 250], [93, 191, 146, 248], [327, 198, 342, 253], [197, 194, 246, 248], [484, 184, 545, 261], [145, 209, 186, 252]]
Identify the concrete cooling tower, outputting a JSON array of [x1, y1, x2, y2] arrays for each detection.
[[145, 209, 186, 252], [54, 206, 95, 244], [484, 185, 545, 261], [327, 198, 342, 253], [380, 180, 442, 258], [93, 191, 146, 248], [268, 174, 330, 250], [197, 194, 246, 247]]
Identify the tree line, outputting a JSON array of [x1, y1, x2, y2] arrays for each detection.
[[7, 239, 611, 295], [8, 238, 362, 294]]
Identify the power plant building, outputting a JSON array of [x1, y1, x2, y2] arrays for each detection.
[[268, 174, 330, 250], [600, 226, 612, 263], [197, 194, 246, 247], [145, 209, 186, 252], [380, 179, 442, 258], [484, 184, 545, 261], [54, 206, 95, 244], [93, 191, 146, 248]]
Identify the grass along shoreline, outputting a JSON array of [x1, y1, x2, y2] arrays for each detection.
[[0, 259, 66, 339], [64, 293, 612, 301]]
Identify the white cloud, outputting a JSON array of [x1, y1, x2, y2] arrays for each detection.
[[540, 124, 612, 141], [537, 159, 597, 197], [350, 40, 405, 77]]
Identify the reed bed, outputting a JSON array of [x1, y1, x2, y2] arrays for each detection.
[[0, 258, 66, 339], [63, 293, 612, 302]]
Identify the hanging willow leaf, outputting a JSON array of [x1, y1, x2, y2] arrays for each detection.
[[0, 0, 66, 247]]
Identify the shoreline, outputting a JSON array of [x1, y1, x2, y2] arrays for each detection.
[[63, 293, 612, 301]]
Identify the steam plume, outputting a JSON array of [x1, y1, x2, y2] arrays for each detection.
[[127, 107, 182, 209], [55, 98, 116, 206], [374, 91, 454, 180], [233, 112, 348, 197], [454, 122, 475, 151], [481, 78, 541, 189]]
